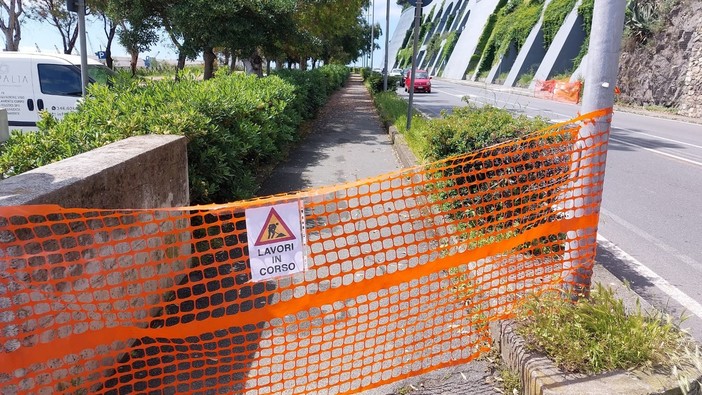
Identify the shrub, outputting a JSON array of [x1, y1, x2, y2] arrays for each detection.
[[423, 101, 550, 161], [0, 65, 350, 205], [516, 284, 693, 375], [366, 72, 401, 94]]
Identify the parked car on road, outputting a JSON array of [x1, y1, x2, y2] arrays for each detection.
[[389, 68, 403, 77], [404, 69, 432, 93]]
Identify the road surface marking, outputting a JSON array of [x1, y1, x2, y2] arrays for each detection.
[[608, 135, 702, 167], [600, 208, 702, 271], [597, 234, 702, 320], [614, 129, 702, 150]]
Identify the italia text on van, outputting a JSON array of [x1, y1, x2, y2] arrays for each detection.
[[0, 52, 115, 133]]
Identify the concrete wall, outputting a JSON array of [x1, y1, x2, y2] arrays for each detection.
[[387, 7, 416, 70], [443, 0, 502, 80], [0, 135, 189, 209], [530, 0, 585, 88], [503, 0, 554, 87]]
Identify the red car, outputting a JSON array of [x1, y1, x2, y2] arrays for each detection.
[[404, 69, 432, 93]]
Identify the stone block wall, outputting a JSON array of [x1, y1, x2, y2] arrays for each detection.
[[0, 135, 189, 209]]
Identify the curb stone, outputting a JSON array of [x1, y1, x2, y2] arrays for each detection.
[[495, 319, 701, 395], [387, 127, 702, 395]]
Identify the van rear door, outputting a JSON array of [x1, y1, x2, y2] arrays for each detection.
[[31, 59, 83, 122], [0, 55, 37, 131]]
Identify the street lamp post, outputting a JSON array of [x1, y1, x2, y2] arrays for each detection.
[[405, 0, 423, 131], [383, 0, 390, 91]]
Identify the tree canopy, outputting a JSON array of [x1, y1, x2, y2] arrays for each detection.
[[107, 0, 377, 78]]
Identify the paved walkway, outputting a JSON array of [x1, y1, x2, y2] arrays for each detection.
[[258, 74, 401, 195], [257, 74, 500, 395]]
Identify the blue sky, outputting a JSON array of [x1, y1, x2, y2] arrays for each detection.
[[19, 1, 406, 68]]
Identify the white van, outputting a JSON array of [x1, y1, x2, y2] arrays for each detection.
[[0, 52, 114, 133]]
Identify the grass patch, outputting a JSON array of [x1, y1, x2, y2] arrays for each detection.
[[516, 70, 535, 87], [371, 90, 431, 158], [499, 367, 522, 395], [515, 284, 695, 375]]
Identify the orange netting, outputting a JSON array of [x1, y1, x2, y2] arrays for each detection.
[[0, 109, 612, 394], [534, 79, 582, 104]]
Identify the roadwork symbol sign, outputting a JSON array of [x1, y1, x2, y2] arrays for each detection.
[[255, 208, 296, 245], [245, 201, 307, 282]]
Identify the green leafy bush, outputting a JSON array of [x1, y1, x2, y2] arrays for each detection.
[[366, 72, 402, 94], [0, 65, 350, 204], [423, 102, 550, 160]]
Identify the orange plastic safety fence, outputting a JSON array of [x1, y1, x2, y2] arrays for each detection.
[[0, 109, 612, 394], [534, 79, 583, 104]]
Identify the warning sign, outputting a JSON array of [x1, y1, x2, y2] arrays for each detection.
[[255, 208, 296, 246], [245, 201, 307, 282]]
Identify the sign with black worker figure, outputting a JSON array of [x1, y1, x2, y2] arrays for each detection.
[[245, 201, 307, 281]]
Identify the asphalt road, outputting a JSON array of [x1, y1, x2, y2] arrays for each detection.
[[399, 78, 702, 340]]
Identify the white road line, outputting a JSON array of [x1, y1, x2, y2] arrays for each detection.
[[608, 135, 702, 167], [613, 129, 702, 150], [600, 208, 702, 272], [597, 234, 702, 320]]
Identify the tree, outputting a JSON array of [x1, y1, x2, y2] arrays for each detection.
[[1, 0, 24, 51], [88, 0, 118, 69], [117, 17, 158, 75], [283, 0, 371, 68], [27, 0, 79, 54]]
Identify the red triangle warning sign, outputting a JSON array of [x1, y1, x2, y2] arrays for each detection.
[[255, 208, 297, 246]]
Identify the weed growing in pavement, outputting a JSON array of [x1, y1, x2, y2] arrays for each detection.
[[515, 284, 697, 375]]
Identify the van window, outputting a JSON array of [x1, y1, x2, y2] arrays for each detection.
[[87, 65, 116, 85], [37, 64, 82, 96]]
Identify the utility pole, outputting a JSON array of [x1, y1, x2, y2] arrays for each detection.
[[370, 0, 376, 71], [68, 0, 89, 96], [572, 0, 626, 292], [405, 0, 422, 131], [580, 0, 626, 115], [383, 0, 390, 91]]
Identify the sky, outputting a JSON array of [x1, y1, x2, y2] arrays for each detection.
[[18, 1, 407, 68]]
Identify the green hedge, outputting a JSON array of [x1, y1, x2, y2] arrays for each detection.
[[0, 65, 350, 204], [423, 103, 550, 161]]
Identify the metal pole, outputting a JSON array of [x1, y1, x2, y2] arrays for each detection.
[[570, 0, 626, 292], [580, 0, 626, 115], [370, 0, 376, 71], [77, 0, 89, 97], [405, 1, 422, 131], [383, 0, 390, 90]]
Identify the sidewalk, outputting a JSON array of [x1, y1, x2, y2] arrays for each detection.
[[257, 74, 500, 394], [257, 74, 400, 195]]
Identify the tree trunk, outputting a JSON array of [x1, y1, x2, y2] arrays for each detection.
[[230, 56, 237, 73], [266, 59, 271, 76], [104, 21, 117, 69], [130, 50, 139, 76], [175, 52, 186, 81], [3, 0, 23, 51], [203, 47, 216, 80]]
